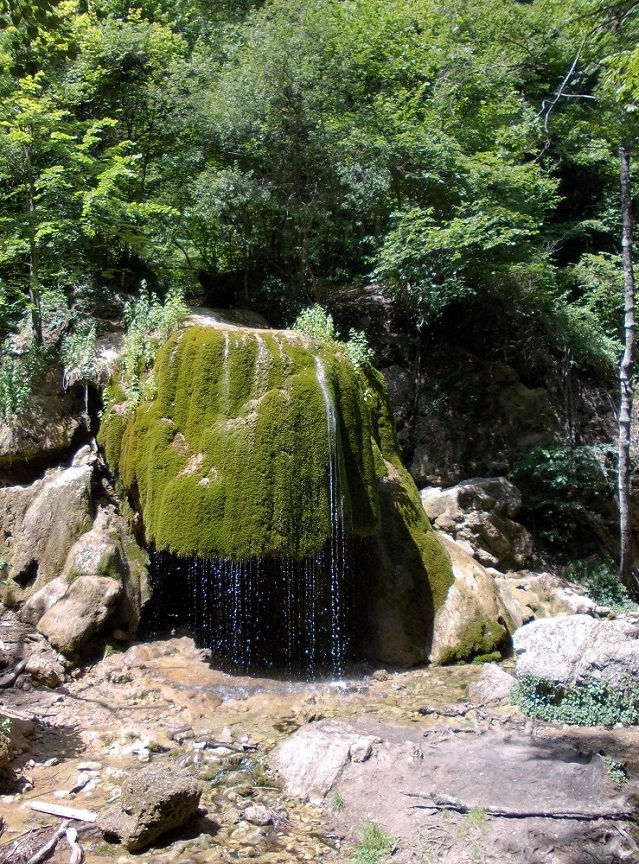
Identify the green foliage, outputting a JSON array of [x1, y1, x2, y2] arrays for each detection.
[[345, 329, 373, 369], [329, 790, 345, 812], [0, 354, 31, 423], [565, 558, 638, 614], [352, 822, 395, 864], [602, 757, 627, 787], [509, 445, 614, 552], [0, 715, 10, 738], [511, 675, 639, 727], [120, 285, 188, 409], [292, 305, 336, 342], [62, 322, 97, 388]]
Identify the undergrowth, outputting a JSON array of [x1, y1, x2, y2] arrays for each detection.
[[511, 675, 639, 726], [293, 304, 373, 368], [565, 558, 638, 614], [351, 822, 395, 864]]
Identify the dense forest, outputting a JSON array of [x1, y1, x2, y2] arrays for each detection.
[[1, 0, 638, 572]]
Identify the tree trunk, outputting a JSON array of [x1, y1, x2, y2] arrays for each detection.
[[26, 145, 43, 346], [618, 144, 636, 591]]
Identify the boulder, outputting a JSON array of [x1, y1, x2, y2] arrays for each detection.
[[420, 478, 534, 570], [37, 574, 123, 656], [467, 664, 515, 704], [430, 534, 509, 664], [1, 460, 93, 591], [273, 721, 380, 804], [513, 614, 639, 686], [97, 762, 202, 851], [0, 394, 80, 468], [20, 577, 68, 626], [495, 571, 605, 631]]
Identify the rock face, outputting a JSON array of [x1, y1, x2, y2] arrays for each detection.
[[430, 534, 509, 664], [100, 325, 453, 666], [513, 615, 639, 686], [0, 456, 94, 595], [495, 571, 606, 630], [421, 477, 534, 570], [97, 762, 202, 851]]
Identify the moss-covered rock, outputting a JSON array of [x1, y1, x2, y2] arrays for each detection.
[[100, 325, 453, 665]]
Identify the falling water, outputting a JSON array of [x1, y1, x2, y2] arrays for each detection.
[[140, 342, 356, 677]]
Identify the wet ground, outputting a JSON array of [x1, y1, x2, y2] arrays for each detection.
[[0, 635, 638, 864]]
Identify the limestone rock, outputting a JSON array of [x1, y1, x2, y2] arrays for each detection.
[[20, 577, 68, 626], [97, 762, 202, 851], [513, 614, 639, 686], [273, 721, 380, 804], [420, 478, 533, 570], [37, 574, 123, 656], [24, 653, 65, 688], [430, 533, 509, 664], [0, 393, 80, 467], [495, 571, 602, 631], [1, 462, 93, 591], [468, 664, 515, 704]]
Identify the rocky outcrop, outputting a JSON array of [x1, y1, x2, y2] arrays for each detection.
[[97, 762, 202, 850], [513, 615, 639, 686], [0, 448, 94, 597], [37, 574, 124, 656], [430, 534, 509, 664], [495, 571, 608, 630], [421, 477, 534, 570]]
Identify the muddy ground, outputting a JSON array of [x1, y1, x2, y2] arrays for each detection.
[[0, 625, 638, 864]]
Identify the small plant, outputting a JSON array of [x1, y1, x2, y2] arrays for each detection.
[[120, 284, 188, 410], [511, 675, 639, 726], [292, 304, 336, 342], [351, 821, 395, 864], [0, 716, 11, 739], [62, 322, 97, 389], [0, 354, 31, 423], [602, 756, 628, 787], [467, 807, 487, 831], [328, 790, 346, 811], [345, 328, 373, 368]]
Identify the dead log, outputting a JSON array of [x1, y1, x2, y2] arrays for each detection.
[[25, 820, 69, 864], [28, 801, 97, 822], [402, 792, 637, 821], [66, 826, 84, 864]]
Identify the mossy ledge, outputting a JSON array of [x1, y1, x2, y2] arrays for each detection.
[[99, 324, 453, 663]]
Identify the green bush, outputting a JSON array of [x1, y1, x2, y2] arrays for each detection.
[[511, 675, 639, 727], [0, 355, 31, 423], [62, 322, 97, 388], [509, 445, 613, 552], [352, 822, 395, 864], [565, 558, 638, 614], [292, 304, 336, 342], [120, 285, 188, 410]]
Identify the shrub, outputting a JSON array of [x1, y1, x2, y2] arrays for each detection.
[[62, 323, 97, 389], [352, 822, 395, 864], [292, 305, 336, 342], [565, 558, 638, 614], [511, 675, 639, 726]]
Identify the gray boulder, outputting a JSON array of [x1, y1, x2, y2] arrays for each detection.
[[37, 574, 123, 656], [97, 762, 202, 851], [513, 614, 639, 686], [1, 461, 93, 591], [421, 477, 533, 570], [468, 664, 515, 704], [273, 721, 380, 804]]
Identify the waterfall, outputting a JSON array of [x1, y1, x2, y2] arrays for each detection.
[[139, 342, 355, 677]]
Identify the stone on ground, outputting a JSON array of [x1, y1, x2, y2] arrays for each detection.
[[97, 762, 202, 851]]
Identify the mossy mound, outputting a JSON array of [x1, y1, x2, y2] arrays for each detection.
[[100, 324, 454, 664]]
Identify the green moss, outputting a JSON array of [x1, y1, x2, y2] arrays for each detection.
[[438, 619, 507, 665], [102, 328, 383, 560], [99, 324, 454, 663]]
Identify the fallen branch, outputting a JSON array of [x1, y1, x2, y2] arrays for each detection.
[[28, 801, 97, 823], [402, 792, 637, 821], [26, 820, 69, 864], [66, 826, 84, 864]]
